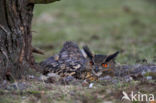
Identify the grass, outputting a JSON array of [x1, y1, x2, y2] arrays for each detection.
[[0, 80, 155, 103], [32, 0, 156, 64]]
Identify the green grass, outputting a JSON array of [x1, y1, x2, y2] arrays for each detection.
[[32, 0, 156, 64]]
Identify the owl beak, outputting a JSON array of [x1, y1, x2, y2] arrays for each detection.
[[91, 66, 103, 77], [94, 66, 99, 73], [92, 68, 102, 77]]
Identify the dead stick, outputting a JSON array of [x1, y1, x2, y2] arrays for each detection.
[[32, 47, 44, 55]]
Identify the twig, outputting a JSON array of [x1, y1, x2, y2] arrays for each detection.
[[29, 0, 60, 4], [32, 47, 44, 55]]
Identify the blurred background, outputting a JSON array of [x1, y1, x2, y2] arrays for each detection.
[[32, 0, 156, 64]]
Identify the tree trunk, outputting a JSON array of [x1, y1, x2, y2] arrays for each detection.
[[0, 0, 59, 80]]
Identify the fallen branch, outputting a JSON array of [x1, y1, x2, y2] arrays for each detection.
[[32, 47, 44, 55]]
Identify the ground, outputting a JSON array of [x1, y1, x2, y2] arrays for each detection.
[[0, 77, 156, 103], [0, 0, 156, 103]]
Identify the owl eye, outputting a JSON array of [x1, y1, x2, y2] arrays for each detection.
[[90, 61, 94, 65], [102, 63, 108, 68]]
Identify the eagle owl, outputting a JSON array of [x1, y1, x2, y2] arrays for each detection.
[[40, 41, 119, 81], [82, 46, 119, 81]]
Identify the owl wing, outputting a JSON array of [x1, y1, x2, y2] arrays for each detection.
[[59, 41, 87, 73]]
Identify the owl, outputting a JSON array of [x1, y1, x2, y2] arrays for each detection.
[[82, 46, 119, 81], [40, 41, 119, 81]]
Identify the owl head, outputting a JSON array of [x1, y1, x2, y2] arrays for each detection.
[[83, 46, 119, 77]]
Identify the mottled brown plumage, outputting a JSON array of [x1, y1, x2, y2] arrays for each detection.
[[40, 41, 119, 81]]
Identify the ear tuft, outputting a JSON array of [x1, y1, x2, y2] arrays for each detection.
[[83, 45, 93, 60], [105, 51, 119, 62]]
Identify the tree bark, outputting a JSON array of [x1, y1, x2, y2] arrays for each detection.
[[0, 0, 59, 80], [0, 0, 34, 80]]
